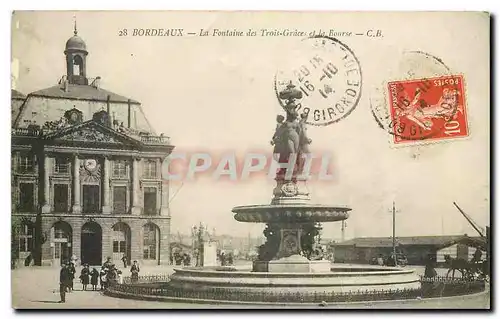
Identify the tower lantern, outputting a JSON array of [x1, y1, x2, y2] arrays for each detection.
[[64, 20, 88, 85]]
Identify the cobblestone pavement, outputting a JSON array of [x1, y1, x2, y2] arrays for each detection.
[[11, 264, 490, 309]]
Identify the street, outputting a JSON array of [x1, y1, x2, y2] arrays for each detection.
[[11, 264, 490, 309]]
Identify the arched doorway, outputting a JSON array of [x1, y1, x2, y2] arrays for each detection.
[[143, 223, 160, 265], [81, 222, 102, 265], [51, 221, 72, 266], [112, 222, 131, 265]]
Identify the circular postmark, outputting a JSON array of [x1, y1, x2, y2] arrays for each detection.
[[370, 51, 465, 144], [274, 36, 362, 126]]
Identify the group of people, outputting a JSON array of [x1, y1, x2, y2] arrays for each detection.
[[58, 256, 141, 303]]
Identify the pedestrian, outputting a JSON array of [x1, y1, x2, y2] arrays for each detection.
[[103, 257, 112, 269], [99, 266, 107, 290], [67, 262, 76, 292], [59, 263, 69, 303], [121, 254, 128, 268], [79, 264, 90, 291], [90, 268, 99, 291], [107, 264, 118, 285], [130, 260, 140, 283], [117, 269, 123, 284], [70, 254, 78, 266]]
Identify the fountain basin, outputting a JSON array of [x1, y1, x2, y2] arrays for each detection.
[[232, 204, 351, 223], [168, 264, 421, 295]]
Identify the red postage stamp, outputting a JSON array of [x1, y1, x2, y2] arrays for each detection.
[[387, 75, 468, 144]]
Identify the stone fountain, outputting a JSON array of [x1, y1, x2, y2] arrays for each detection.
[[232, 82, 350, 273], [168, 83, 421, 299]]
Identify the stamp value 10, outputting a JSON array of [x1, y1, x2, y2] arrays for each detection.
[[387, 75, 469, 144]]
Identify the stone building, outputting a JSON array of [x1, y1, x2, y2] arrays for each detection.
[[11, 26, 174, 267]]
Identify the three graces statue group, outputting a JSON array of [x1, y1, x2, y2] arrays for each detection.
[[272, 82, 312, 182]]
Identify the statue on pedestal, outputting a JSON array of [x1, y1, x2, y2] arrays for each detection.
[[271, 82, 312, 202]]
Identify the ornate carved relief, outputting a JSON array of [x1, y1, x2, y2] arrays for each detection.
[[59, 127, 121, 143]]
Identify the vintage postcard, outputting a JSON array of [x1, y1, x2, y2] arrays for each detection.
[[10, 11, 490, 309]]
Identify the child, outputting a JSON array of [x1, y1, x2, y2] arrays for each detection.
[[99, 267, 107, 290], [79, 264, 90, 291], [90, 268, 99, 291]]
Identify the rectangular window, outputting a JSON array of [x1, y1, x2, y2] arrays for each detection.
[[143, 160, 157, 179], [113, 161, 127, 178], [119, 241, 126, 253], [113, 240, 127, 253], [18, 155, 34, 173], [53, 184, 69, 212], [113, 186, 127, 214], [54, 157, 70, 174], [18, 183, 34, 212], [143, 187, 157, 215], [19, 224, 34, 253], [143, 225, 157, 260], [82, 185, 100, 213]]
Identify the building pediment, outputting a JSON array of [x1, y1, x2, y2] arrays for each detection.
[[44, 121, 141, 147]]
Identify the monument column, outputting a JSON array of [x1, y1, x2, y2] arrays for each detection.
[[102, 156, 112, 214], [42, 155, 52, 213], [131, 157, 142, 215], [72, 155, 81, 214]]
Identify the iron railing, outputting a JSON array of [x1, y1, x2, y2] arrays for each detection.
[[106, 274, 486, 303]]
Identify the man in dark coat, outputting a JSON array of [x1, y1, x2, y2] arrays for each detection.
[[59, 263, 70, 303], [67, 262, 76, 292], [121, 254, 128, 268]]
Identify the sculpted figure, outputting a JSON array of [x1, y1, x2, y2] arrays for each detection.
[[272, 83, 312, 177]]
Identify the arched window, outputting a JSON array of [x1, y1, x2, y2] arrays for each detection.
[[143, 223, 159, 260], [73, 55, 83, 76]]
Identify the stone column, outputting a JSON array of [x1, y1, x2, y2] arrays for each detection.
[[42, 155, 52, 213], [131, 157, 142, 215], [72, 155, 81, 214], [102, 157, 112, 214], [160, 158, 169, 216]]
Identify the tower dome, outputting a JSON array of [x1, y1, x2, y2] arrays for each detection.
[[64, 22, 87, 54], [64, 21, 89, 85], [65, 34, 87, 52]]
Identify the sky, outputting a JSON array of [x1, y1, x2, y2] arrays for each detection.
[[11, 11, 490, 240]]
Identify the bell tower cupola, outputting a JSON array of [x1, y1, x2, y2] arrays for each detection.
[[64, 20, 88, 85]]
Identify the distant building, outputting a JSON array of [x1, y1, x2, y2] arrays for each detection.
[[333, 235, 484, 265], [12, 26, 174, 267]]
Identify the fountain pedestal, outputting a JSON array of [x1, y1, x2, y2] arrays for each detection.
[[268, 254, 332, 273]]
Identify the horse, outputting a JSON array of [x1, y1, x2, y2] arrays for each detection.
[[444, 255, 469, 279]]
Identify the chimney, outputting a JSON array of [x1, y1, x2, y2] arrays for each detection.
[[106, 95, 111, 115], [127, 99, 131, 128]]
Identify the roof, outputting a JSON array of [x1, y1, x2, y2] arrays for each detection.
[[29, 83, 140, 104], [334, 235, 472, 248], [65, 34, 87, 52], [11, 89, 26, 99]]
